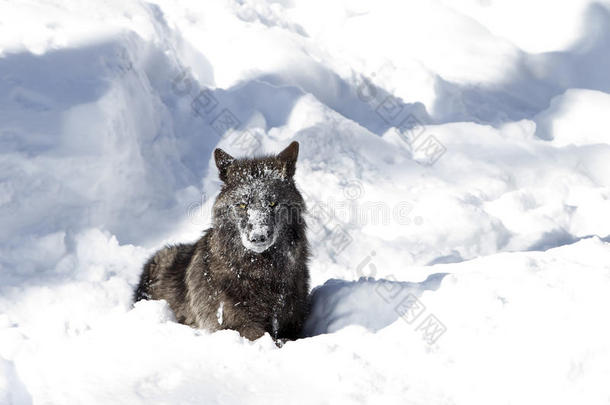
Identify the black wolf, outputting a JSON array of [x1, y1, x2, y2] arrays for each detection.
[[134, 142, 310, 341]]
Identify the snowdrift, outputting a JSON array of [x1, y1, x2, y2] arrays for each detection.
[[1, 0, 610, 404]]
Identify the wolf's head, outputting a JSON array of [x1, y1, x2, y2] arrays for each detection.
[[212, 142, 306, 254]]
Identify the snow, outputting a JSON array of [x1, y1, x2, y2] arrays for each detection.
[[216, 301, 224, 326], [1, 0, 610, 404]]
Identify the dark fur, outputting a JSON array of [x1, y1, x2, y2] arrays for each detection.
[[134, 142, 310, 341]]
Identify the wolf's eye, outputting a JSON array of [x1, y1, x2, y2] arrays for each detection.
[[238, 203, 247, 209], [269, 201, 276, 207]]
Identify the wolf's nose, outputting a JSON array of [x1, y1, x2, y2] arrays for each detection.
[[250, 233, 268, 243]]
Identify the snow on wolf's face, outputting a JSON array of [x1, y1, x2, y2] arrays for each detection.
[[231, 181, 281, 253], [213, 142, 303, 254]]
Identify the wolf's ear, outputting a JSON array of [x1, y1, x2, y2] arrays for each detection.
[[214, 148, 235, 182], [277, 141, 299, 178]]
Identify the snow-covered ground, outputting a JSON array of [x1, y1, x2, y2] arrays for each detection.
[[2, 0, 610, 403]]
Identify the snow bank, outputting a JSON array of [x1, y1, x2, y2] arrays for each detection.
[[1, 0, 610, 404], [535, 88, 610, 145]]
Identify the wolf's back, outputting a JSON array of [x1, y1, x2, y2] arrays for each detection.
[[133, 243, 195, 303]]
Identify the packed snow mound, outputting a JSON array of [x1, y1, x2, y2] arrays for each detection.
[[534, 88, 610, 145], [2, 238, 609, 404], [304, 273, 447, 336], [1, 0, 610, 404]]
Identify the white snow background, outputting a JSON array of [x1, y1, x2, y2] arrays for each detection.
[[1, 0, 610, 404]]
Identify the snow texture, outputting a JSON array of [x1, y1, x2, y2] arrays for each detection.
[[1, 0, 610, 404], [216, 302, 224, 326]]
